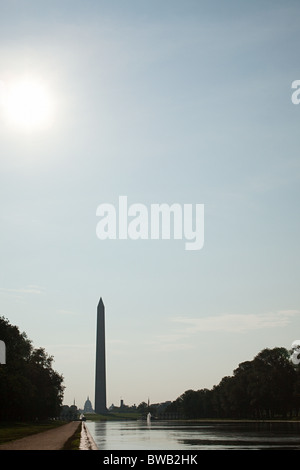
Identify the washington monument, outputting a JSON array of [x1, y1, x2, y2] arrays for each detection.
[[94, 297, 107, 414]]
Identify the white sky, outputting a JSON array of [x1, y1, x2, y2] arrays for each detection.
[[0, 0, 300, 409]]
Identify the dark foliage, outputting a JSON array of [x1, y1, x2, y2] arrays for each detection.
[[0, 316, 64, 421], [166, 347, 300, 419]]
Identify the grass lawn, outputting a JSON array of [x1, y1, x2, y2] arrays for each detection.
[[0, 420, 67, 445], [62, 422, 82, 450]]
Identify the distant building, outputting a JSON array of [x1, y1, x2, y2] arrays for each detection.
[[83, 396, 94, 413]]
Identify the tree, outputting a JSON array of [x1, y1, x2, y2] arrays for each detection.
[[252, 348, 296, 418], [166, 347, 298, 420], [137, 402, 148, 414], [0, 316, 64, 421]]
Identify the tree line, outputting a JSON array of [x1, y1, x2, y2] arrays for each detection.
[[165, 347, 300, 419], [0, 316, 64, 421], [1, 315, 299, 422]]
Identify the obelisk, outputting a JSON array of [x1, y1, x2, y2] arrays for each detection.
[[94, 297, 107, 414]]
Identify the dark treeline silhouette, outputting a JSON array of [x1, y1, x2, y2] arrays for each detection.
[[2, 314, 300, 422], [165, 347, 300, 420], [0, 316, 64, 421]]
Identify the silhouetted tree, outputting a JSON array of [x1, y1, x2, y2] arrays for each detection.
[[0, 316, 64, 421], [166, 347, 299, 420], [137, 402, 148, 414]]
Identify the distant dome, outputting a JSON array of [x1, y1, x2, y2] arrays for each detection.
[[83, 396, 93, 413]]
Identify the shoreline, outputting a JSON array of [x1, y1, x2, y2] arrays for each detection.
[[86, 416, 300, 424], [79, 422, 98, 450]]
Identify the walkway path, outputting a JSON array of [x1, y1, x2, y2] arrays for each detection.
[[0, 421, 81, 450]]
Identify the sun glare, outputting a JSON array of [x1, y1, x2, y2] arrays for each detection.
[[2, 77, 54, 132]]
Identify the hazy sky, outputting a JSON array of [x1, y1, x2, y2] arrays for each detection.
[[0, 0, 300, 409]]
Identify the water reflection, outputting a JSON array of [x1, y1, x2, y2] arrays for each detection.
[[86, 420, 300, 450]]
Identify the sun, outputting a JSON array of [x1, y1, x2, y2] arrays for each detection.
[[1, 77, 54, 132]]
